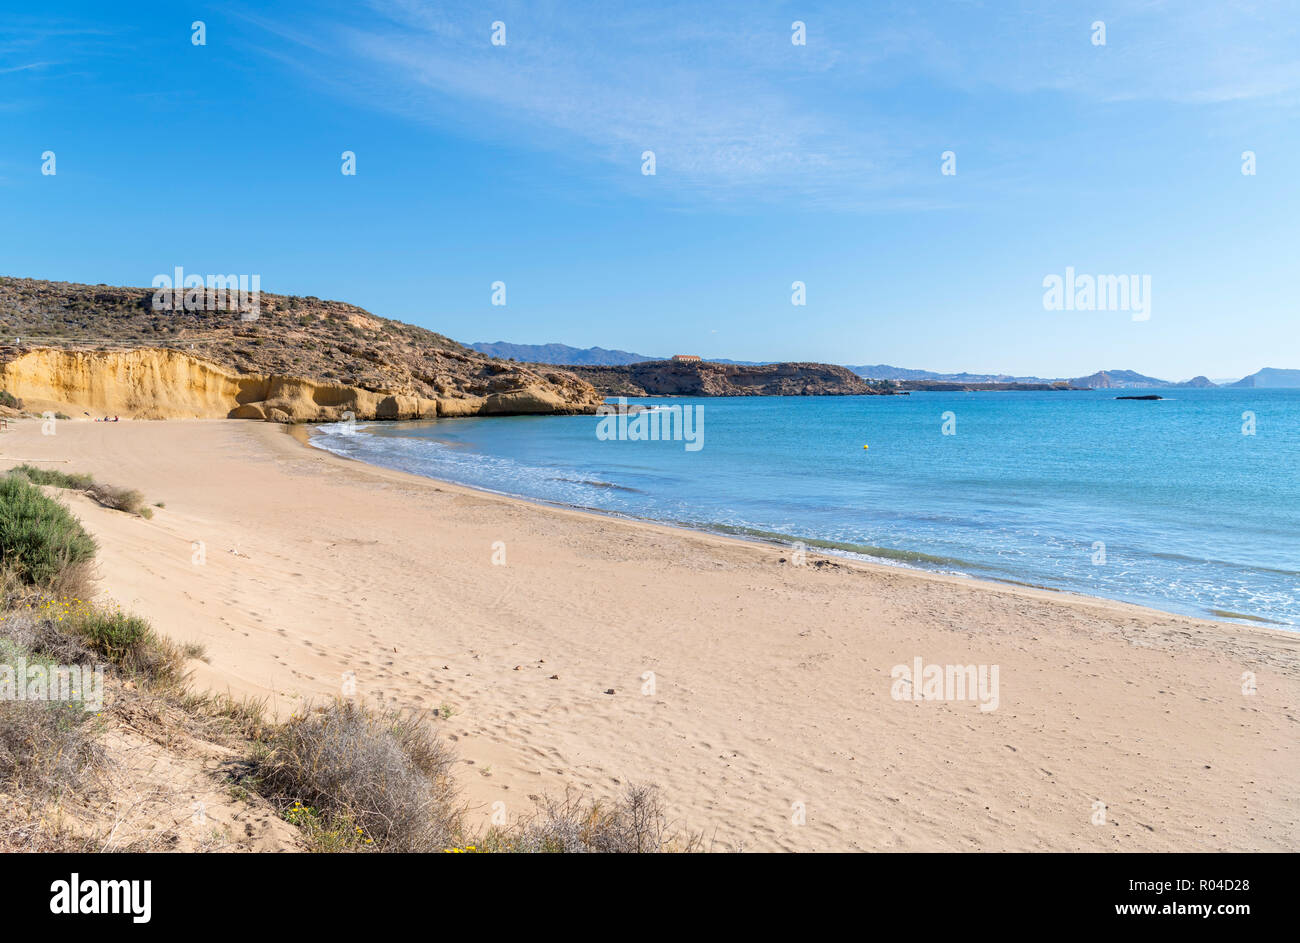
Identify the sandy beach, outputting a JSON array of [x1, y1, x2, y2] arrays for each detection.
[[4, 417, 1296, 852]]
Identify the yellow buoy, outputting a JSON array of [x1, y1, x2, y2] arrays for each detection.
[[863, 444, 869, 450]]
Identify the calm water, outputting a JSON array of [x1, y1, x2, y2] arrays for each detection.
[[310, 389, 1300, 627]]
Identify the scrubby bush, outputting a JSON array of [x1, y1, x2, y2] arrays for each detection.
[[257, 700, 460, 852], [482, 784, 703, 853], [88, 483, 150, 518]]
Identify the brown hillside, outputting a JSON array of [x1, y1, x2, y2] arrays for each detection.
[[566, 359, 888, 397], [0, 277, 603, 421]]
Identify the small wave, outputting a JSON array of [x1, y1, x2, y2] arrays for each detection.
[[1150, 551, 1300, 579], [705, 524, 978, 569], [1208, 608, 1287, 625], [550, 476, 643, 493]]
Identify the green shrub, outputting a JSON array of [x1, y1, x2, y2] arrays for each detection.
[[11, 469, 154, 520], [8, 464, 95, 490], [66, 606, 185, 688], [0, 391, 22, 410], [0, 477, 97, 591]]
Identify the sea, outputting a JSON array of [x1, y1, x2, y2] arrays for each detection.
[[309, 388, 1300, 628]]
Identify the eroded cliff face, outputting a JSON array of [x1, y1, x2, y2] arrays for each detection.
[[0, 348, 601, 421]]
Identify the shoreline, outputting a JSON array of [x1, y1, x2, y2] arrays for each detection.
[[295, 421, 1295, 631], [6, 417, 1297, 851]]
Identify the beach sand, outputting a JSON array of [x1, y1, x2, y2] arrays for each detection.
[[5, 418, 1297, 851]]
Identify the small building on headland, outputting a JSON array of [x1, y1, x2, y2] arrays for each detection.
[[672, 354, 702, 363]]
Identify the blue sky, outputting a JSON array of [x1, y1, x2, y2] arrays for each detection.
[[2, 0, 1297, 379]]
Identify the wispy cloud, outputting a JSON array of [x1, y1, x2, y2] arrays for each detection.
[[234, 0, 1299, 206], [886, 0, 1300, 106], [231, 1, 932, 206], [0, 61, 59, 74]]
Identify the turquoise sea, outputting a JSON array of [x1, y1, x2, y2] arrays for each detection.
[[310, 389, 1300, 627]]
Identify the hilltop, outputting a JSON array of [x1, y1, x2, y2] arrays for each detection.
[[564, 359, 887, 396], [0, 278, 602, 421], [470, 340, 656, 366]]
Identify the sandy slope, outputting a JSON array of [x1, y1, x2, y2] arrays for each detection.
[[4, 418, 1296, 851]]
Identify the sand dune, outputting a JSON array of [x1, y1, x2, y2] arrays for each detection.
[[4, 418, 1296, 851]]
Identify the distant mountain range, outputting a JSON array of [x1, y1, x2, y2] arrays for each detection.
[[1228, 367, 1300, 388], [852, 366, 1220, 388], [471, 340, 771, 367], [470, 341, 652, 366], [846, 364, 1057, 384], [469, 343, 1300, 390]]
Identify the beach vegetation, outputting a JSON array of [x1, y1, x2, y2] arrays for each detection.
[[9, 466, 155, 519], [0, 633, 104, 799], [8, 464, 95, 490], [479, 783, 704, 853], [0, 475, 98, 592], [256, 700, 460, 853], [64, 604, 186, 688], [87, 483, 151, 518]]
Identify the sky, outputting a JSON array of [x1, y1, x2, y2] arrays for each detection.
[[1, 0, 1297, 379]]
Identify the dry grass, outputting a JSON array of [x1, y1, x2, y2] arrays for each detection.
[[0, 698, 103, 798], [176, 690, 272, 742], [481, 783, 705, 853], [0, 801, 99, 852], [256, 700, 461, 852], [87, 483, 151, 519], [0, 636, 104, 799], [1, 605, 94, 665]]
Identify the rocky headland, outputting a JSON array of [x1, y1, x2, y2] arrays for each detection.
[[0, 278, 604, 421]]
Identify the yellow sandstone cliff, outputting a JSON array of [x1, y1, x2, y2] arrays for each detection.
[[0, 348, 582, 422]]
